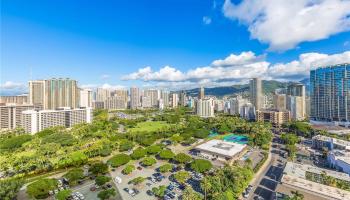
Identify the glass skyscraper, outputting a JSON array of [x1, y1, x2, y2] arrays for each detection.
[[310, 64, 350, 123]]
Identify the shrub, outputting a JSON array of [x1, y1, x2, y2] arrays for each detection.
[[122, 165, 135, 175], [108, 154, 130, 167], [174, 153, 192, 164], [159, 149, 175, 160], [152, 185, 167, 197], [129, 177, 146, 185], [146, 145, 162, 154], [130, 147, 147, 160], [159, 164, 173, 173], [141, 157, 157, 166], [174, 171, 190, 184]]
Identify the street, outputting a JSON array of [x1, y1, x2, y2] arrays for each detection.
[[247, 134, 287, 200]]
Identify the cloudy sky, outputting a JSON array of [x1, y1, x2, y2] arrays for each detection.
[[1, 0, 350, 94]]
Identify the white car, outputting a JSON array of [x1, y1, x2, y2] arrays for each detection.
[[115, 176, 122, 184]]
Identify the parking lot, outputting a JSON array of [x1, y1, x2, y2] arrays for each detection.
[[110, 160, 182, 200]]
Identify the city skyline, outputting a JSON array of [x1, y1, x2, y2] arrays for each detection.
[[1, 0, 350, 95]]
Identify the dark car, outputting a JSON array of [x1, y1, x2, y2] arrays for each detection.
[[133, 188, 140, 194], [146, 190, 154, 196], [123, 188, 129, 193], [137, 166, 142, 170]]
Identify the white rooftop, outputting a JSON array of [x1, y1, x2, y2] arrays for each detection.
[[195, 139, 246, 158], [313, 135, 350, 148], [281, 162, 350, 200], [284, 162, 350, 182]]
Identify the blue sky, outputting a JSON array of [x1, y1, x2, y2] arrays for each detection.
[[1, 0, 350, 94]]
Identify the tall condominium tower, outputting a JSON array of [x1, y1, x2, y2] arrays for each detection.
[[96, 88, 111, 102], [199, 87, 204, 99], [179, 91, 187, 106], [144, 89, 159, 107], [29, 78, 79, 110], [80, 89, 93, 107], [310, 64, 350, 123], [250, 78, 263, 110], [160, 90, 170, 108], [130, 87, 140, 109]]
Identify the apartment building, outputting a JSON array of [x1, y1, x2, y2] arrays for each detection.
[[0, 95, 28, 105], [196, 99, 214, 118], [256, 109, 290, 126], [0, 104, 39, 130], [21, 107, 93, 134], [310, 64, 350, 125], [28, 78, 79, 110]]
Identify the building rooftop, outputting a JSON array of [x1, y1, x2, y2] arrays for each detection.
[[280, 174, 350, 200], [313, 135, 350, 148], [194, 139, 246, 158], [281, 162, 350, 200], [284, 162, 350, 182]]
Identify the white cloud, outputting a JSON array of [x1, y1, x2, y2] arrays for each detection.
[[0, 81, 27, 95], [0, 81, 25, 89], [203, 16, 212, 25], [223, 0, 350, 51], [121, 51, 350, 89], [268, 51, 350, 80], [101, 74, 110, 79], [80, 83, 126, 90]]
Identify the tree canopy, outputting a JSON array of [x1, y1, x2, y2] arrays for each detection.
[[174, 153, 192, 164], [64, 168, 84, 186], [159, 149, 175, 160], [190, 159, 213, 173], [108, 154, 130, 167], [141, 157, 157, 166], [27, 178, 58, 199]]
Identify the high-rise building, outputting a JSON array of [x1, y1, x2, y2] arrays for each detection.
[[96, 88, 111, 102], [250, 78, 263, 110], [214, 100, 224, 112], [0, 95, 28, 105], [199, 87, 205, 99], [104, 96, 127, 110], [80, 89, 93, 108], [29, 78, 79, 110], [29, 80, 44, 106], [240, 103, 256, 120], [130, 87, 140, 109], [142, 96, 152, 108], [171, 93, 178, 108], [229, 96, 249, 115], [21, 107, 92, 134], [179, 91, 187, 106], [286, 96, 304, 120], [160, 90, 170, 108], [0, 104, 39, 130], [144, 89, 159, 107], [273, 94, 287, 110], [196, 99, 214, 117], [310, 64, 350, 124]]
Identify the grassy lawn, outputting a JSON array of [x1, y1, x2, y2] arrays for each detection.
[[129, 121, 170, 133]]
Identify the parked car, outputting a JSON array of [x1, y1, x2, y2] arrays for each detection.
[[137, 166, 142, 170], [90, 186, 96, 191], [115, 176, 122, 184], [146, 190, 154, 196]]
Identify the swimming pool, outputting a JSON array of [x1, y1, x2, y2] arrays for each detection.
[[208, 131, 218, 138], [223, 134, 248, 144]]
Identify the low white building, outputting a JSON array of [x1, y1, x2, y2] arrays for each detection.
[[21, 107, 93, 134], [194, 139, 246, 162], [328, 149, 350, 175]]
